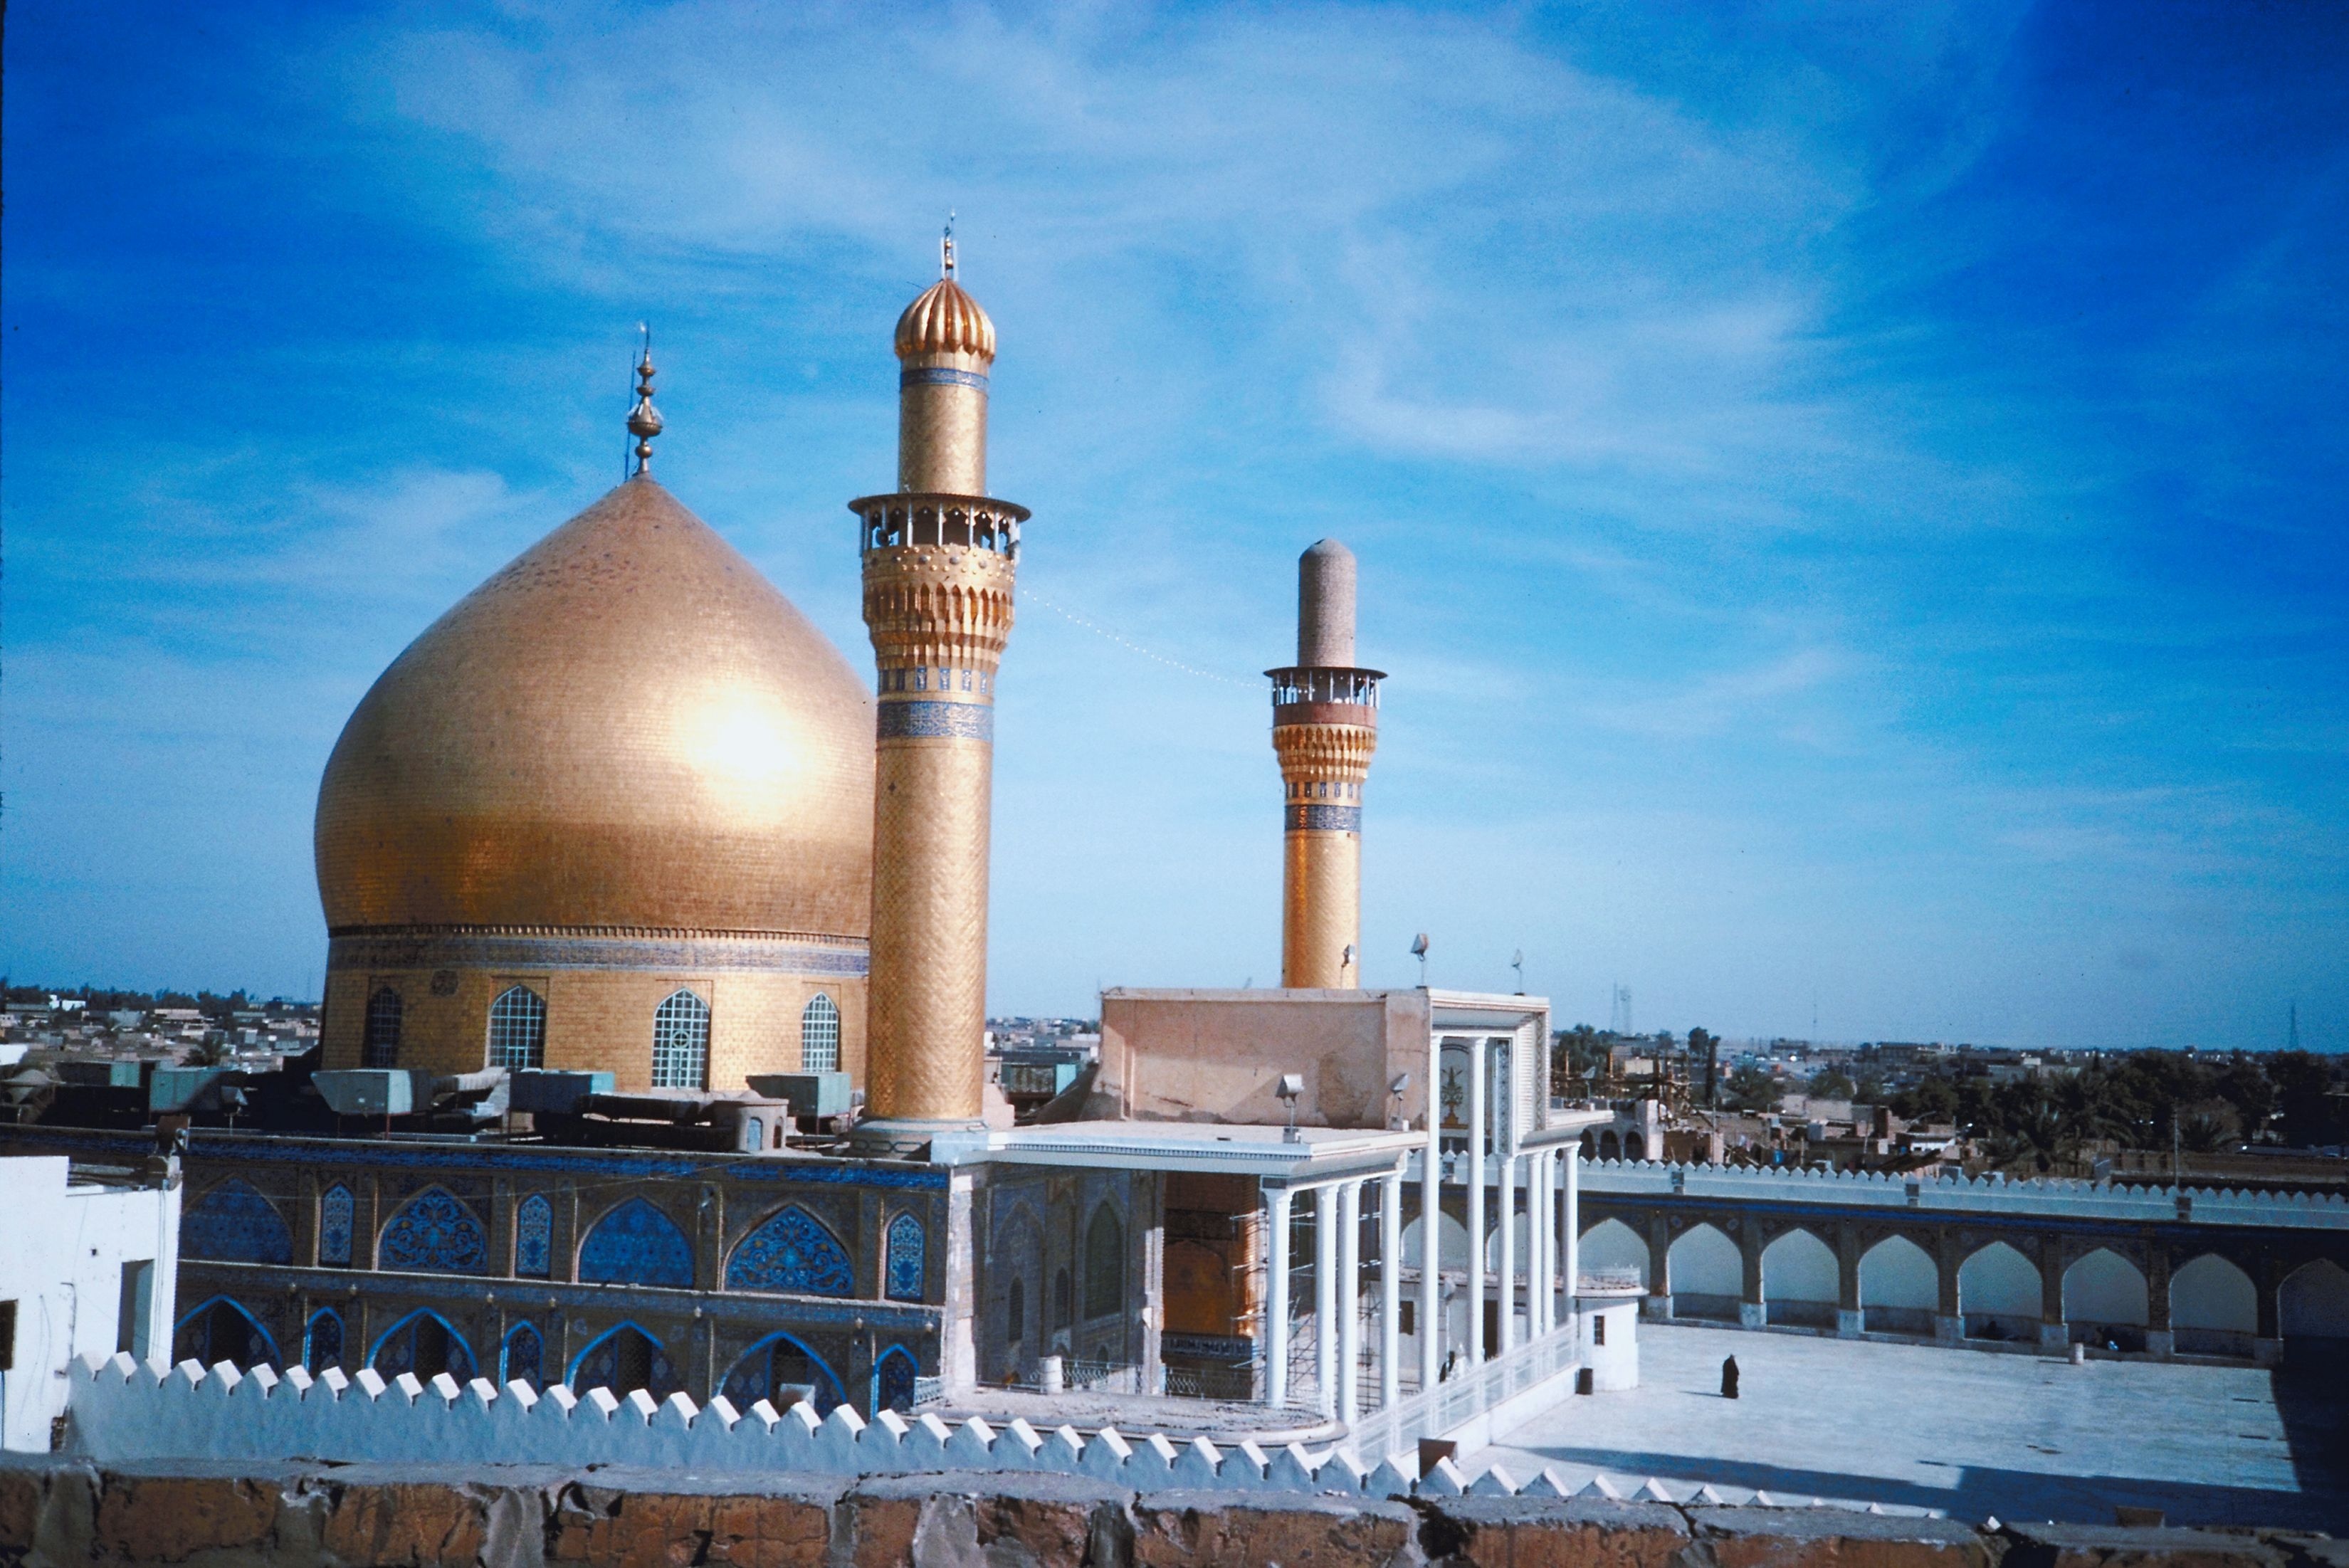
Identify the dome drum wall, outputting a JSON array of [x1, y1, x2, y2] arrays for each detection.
[[321, 956, 867, 1093]]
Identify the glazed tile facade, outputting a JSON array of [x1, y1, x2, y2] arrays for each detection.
[[0, 1125, 950, 1418]]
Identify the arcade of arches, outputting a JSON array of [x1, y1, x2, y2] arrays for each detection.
[[1576, 1211, 2349, 1360]]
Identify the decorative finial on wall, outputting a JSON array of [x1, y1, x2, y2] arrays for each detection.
[[941, 211, 957, 280], [627, 324, 663, 478]]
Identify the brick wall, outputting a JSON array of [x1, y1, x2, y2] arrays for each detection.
[[5, 1459, 2341, 1568]]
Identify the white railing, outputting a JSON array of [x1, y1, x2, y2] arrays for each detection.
[[1345, 1325, 1580, 1461], [58, 1349, 1922, 1512], [1578, 1159, 2349, 1229]]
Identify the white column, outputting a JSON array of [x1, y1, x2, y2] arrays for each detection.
[[1314, 1185, 1338, 1416], [1265, 1185, 1293, 1406], [1380, 1168, 1402, 1406], [1417, 1132, 1440, 1391], [1537, 1149, 1556, 1335], [1466, 1044, 1486, 1364], [1496, 1151, 1518, 1355], [1526, 1149, 1547, 1337], [1563, 1148, 1582, 1342], [1336, 1179, 1361, 1422]]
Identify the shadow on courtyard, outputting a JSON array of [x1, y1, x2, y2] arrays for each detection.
[[1515, 1439, 2349, 1530], [2274, 1352, 2349, 1505]]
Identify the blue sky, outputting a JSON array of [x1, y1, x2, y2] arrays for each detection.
[[4, 2, 2343, 1048]]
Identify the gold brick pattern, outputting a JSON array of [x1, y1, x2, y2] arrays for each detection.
[[1273, 721, 1378, 989], [860, 272, 1021, 1130]]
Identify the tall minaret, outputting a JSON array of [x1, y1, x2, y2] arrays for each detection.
[[849, 229, 1028, 1153], [1270, 541, 1382, 988]]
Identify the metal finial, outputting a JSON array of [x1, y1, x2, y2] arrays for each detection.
[[941, 211, 957, 280], [626, 323, 663, 478]]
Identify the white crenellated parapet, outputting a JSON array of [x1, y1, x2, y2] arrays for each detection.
[[1577, 1159, 2349, 1231], [59, 1351, 1932, 1512]]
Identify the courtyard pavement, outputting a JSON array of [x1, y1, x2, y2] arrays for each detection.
[[1470, 1322, 2349, 1529]]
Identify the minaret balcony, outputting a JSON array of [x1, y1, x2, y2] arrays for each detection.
[[852, 493, 1027, 559], [1266, 665, 1384, 727]]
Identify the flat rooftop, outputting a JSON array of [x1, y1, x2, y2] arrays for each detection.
[[1471, 1322, 2348, 1529]]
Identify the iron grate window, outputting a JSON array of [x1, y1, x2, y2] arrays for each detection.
[[651, 989, 710, 1089], [799, 994, 840, 1073], [362, 987, 403, 1068], [488, 985, 547, 1070]]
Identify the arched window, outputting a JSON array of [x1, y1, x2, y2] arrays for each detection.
[[304, 1310, 344, 1374], [515, 1194, 553, 1278], [362, 986, 403, 1068], [578, 1198, 695, 1288], [725, 1205, 854, 1296], [1084, 1206, 1125, 1320], [1007, 1277, 1026, 1345], [885, 1213, 925, 1302], [651, 989, 710, 1089], [318, 1185, 354, 1267], [873, 1345, 918, 1414], [800, 994, 841, 1073], [369, 1309, 475, 1384], [718, 1331, 846, 1416], [174, 1296, 279, 1370], [488, 986, 547, 1070], [569, 1322, 673, 1399], [502, 1322, 545, 1389], [378, 1187, 488, 1275]]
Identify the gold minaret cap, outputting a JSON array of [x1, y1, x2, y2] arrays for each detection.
[[626, 325, 663, 476], [895, 221, 997, 362]]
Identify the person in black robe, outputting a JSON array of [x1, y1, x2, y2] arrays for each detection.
[[1720, 1354, 1740, 1399]]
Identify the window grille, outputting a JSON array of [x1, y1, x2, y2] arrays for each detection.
[[1084, 1206, 1125, 1320], [362, 987, 402, 1068], [800, 994, 840, 1073], [488, 985, 547, 1070], [651, 990, 710, 1089]]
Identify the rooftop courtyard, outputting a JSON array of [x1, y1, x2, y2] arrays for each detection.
[[1471, 1322, 2348, 1530]]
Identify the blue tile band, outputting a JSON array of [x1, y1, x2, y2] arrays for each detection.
[[899, 367, 990, 391], [328, 931, 868, 977], [1286, 804, 1362, 832], [878, 700, 994, 742]]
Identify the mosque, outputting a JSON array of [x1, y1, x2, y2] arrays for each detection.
[[6, 240, 1607, 1435]]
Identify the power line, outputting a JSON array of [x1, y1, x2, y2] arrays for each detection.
[[1016, 582, 1255, 689]]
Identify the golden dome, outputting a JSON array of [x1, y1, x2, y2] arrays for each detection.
[[316, 478, 875, 939], [894, 278, 996, 362]]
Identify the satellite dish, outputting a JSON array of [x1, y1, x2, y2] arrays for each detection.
[[1410, 934, 1430, 959]]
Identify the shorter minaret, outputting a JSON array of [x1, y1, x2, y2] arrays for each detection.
[[1269, 541, 1382, 988]]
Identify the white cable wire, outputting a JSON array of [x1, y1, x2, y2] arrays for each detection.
[[1016, 582, 1256, 689]]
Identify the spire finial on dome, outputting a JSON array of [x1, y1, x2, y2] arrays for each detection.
[[626, 324, 663, 478], [941, 211, 957, 280]]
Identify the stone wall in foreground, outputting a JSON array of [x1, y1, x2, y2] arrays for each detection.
[[5, 1459, 2345, 1568]]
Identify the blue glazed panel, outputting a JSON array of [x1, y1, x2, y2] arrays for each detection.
[[725, 1205, 854, 1297], [515, 1194, 553, 1278], [379, 1187, 489, 1274], [578, 1197, 695, 1288], [319, 1185, 354, 1266], [183, 1178, 294, 1265], [876, 701, 994, 742], [885, 1212, 925, 1302]]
